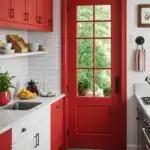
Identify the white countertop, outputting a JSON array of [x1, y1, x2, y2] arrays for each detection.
[[135, 83, 150, 119], [0, 94, 65, 134]]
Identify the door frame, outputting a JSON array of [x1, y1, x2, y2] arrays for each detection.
[[61, 0, 127, 149]]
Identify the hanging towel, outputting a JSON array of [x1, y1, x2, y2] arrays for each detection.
[[135, 49, 146, 72]]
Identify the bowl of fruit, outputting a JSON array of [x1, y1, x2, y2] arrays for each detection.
[[17, 88, 37, 100]]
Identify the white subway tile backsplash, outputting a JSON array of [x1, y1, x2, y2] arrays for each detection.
[[0, 0, 61, 95], [28, 0, 61, 93], [0, 28, 28, 42], [0, 29, 28, 98]]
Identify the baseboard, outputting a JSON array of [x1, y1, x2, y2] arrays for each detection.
[[68, 145, 138, 150], [127, 145, 139, 150]]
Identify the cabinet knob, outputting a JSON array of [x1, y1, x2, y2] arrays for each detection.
[[10, 9, 14, 18], [36, 16, 40, 23], [56, 105, 60, 109], [21, 128, 27, 133], [39, 17, 44, 24], [24, 13, 29, 21]]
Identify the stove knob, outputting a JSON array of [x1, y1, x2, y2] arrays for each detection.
[[144, 119, 149, 126]]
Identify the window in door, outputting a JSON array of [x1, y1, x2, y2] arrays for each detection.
[[77, 5, 111, 97]]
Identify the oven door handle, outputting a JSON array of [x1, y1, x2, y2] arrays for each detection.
[[146, 144, 150, 150], [142, 128, 150, 144]]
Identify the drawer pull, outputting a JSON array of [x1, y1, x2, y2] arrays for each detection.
[[34, 133, 39, 147], [24, 12, 29, 21], [21, 128, 27, 133], [34, 134, 38, 148], [10, 9, 14, 18], [36, 16, 40, 23], [39, 17, 44, 24], [37, 133, 40, 146]]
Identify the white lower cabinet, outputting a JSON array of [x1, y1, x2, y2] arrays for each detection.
[[12, 132, 33, 150], [33, 123, 50, 150], [12, 105, 50, 150]]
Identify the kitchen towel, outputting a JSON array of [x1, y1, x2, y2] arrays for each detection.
[[135, 49, 146, 72]]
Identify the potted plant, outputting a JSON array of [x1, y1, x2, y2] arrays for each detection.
[[78, 78, 91, 96], [0, 71, 15, 106]]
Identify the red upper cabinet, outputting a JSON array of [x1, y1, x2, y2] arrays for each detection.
[[29, 0, 37, 25], [0, 0, 53, 31], [45, 0, 53, 31], [29, 0, 46, 27], [37, 0, 46, 26], [0, 129, 12, 150], [11, 0, 29, 23], [0, 0, 11, 21]]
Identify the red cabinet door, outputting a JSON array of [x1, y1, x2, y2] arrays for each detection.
[[29, 0, 46, 27], [29, 0, 38, 25], [51, 99, 63, 150], [0, 0, 11, 21], [0, 129, 12, 150], [45, 0, 53, 31], [11, 0, 29, 23], [37, 0, 46, 27]]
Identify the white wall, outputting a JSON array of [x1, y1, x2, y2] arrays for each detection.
[[127, 0, 150, 149], [0, 29, 28, 98], [28, 0, 61, 93]]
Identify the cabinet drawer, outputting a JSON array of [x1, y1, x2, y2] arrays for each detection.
[[12, 117, 33, 144]]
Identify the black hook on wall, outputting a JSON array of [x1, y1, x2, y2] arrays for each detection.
[[135, 36, 145, 45], [135, 36, 145, 49]]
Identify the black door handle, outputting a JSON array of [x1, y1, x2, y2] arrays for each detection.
[[115, 76, 120, 94]]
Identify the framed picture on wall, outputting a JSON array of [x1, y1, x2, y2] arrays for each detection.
[[138, 4, 150, 27]]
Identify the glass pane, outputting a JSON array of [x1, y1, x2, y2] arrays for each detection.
[[95, 39, 111, 68], [95, 5, 111, 20], [95, 22, 111, 37], [77, 22, 93, 37], [77, 39, 93, 68], [78, 69, 93, 96], [95, 70, 111, 97], [77, 6, 93, 21]]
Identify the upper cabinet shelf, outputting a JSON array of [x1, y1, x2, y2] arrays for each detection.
[[0, 51, 48, 59], [0, 0, 53, 32]]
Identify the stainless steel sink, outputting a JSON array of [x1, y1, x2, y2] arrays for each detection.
[[3, 101, 42, 110]]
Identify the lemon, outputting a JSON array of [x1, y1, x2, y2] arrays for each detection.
[[33, 93, 37, 97], [21, 93, 26, 97]]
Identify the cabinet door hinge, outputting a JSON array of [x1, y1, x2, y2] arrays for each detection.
[[67, 130, 69, 136]]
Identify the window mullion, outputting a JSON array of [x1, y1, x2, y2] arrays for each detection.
[[93, 5, 96, 97]]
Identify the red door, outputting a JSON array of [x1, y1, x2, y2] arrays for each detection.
[[68, 0, 123, 149], [0, 130, 12, 150], [0, 0, 11, 21], [11, 0, 29, 23]]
